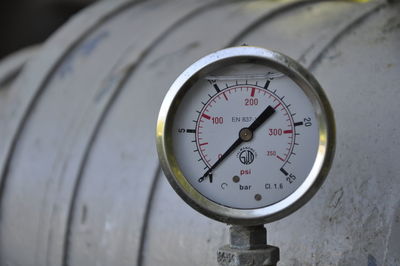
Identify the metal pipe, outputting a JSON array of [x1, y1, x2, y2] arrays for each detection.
[[218, 225, 280, 266]]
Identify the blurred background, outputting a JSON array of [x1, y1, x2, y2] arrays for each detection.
[[0, 0, 96, 60]]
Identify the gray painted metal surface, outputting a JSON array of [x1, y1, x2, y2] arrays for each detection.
[[0, 0, 399, 266], [0, 46, 38, 88], [0, 45, 39, 199]]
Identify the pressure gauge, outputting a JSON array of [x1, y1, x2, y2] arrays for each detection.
[[156, 46, 335, 225]]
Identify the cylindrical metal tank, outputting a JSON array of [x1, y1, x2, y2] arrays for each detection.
[[0, 46, 39, 188], [0, 0, 399, 265]]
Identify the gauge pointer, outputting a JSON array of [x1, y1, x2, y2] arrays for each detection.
[[198, 105, 275, 183], [248, 105, 276, 132]]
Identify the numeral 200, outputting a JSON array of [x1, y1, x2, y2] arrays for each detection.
[[244, 98, 258, 106]]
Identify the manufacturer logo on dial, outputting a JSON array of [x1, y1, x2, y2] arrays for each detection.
[[237, 147, 256, 165]]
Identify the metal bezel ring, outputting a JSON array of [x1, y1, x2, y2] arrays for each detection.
[[156, 46, 335, 225]]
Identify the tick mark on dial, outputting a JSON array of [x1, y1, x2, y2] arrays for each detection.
[[223, 92, 228, 101], [213, 84, 221, 93], [280, 168, 289, 176], [264, 80, 270, 90], [294, 122, 303, 127]]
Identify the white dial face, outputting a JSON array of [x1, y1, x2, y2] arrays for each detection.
[[171, 63, 319, 209]]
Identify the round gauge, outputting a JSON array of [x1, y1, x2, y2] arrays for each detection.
[[156, 46, 335, 225]]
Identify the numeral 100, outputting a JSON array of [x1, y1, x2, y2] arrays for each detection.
[[212, 117, 224, 124]]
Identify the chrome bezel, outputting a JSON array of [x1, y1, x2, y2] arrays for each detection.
[[156, 46, 335, 225]]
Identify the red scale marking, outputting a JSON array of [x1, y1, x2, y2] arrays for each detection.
[[199, 142, 208, 146], [251, 87, 256, 97], [277, 155, 285, 162], [274, 103, 281, 110], [283, 130, 293, 134], [202, 114, 211, 120]]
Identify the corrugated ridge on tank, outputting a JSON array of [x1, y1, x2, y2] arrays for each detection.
[[0, 0, 399, 265]]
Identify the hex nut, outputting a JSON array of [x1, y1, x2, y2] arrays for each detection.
[[217, 245, 280, 266], [230, 225, 267, 250]]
